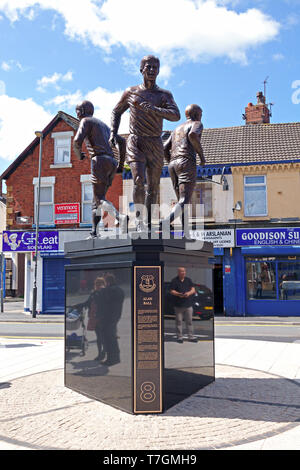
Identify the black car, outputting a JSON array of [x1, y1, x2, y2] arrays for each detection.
[[164, 282, 214, 320]]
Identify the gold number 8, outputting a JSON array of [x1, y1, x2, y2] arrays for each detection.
[[140, 382, 156, 403]]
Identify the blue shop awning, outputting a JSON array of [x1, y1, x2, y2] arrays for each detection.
[[241, 246, 300, 256]]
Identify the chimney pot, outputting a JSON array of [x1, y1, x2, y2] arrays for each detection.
[[244, 92, 270, 125]]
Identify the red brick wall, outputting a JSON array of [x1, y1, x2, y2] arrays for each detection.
[[245, 103, 270, 125], [5, 118, 123, 230]]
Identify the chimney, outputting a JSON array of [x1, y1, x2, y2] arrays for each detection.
[[243, 91, 270, 125]]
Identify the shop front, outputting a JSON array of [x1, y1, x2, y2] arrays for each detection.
[[190, 228, 235, 314], [235, 228, 300, 316]]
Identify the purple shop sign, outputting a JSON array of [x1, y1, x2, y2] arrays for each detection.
[[2, 231, 59, 252]]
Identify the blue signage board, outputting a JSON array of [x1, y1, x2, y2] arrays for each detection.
[[236, 227, 300, 247], [2, 231, 59, 252]]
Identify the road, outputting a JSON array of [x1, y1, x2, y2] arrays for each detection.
[[214, 318, 300, 343], [0, 320, 64, 340], [1, 316, 300, 343]]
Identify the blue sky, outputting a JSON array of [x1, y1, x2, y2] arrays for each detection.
[[0, 0, 299, 178]]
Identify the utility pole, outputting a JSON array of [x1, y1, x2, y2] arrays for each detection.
[[32, 131, 43, 318]]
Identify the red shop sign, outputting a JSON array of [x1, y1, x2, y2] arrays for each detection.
[[55, 203, 80, 224]]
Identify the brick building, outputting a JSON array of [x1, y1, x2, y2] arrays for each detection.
[[0, 111, 123, 313]]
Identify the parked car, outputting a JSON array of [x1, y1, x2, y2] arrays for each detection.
[[164, 282, 214, 320]]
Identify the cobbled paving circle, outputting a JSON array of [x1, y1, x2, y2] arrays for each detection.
[[1, 365, 300, 450]]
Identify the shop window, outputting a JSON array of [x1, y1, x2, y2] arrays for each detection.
[[191, 179, 212, 219], [246, 260, 276, 299], [246, 257, 300, 301], [244, 175, 267, 217], [278, 261, 300, 300]]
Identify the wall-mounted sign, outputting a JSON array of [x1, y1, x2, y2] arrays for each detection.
[[189, 229, 235, 248], [54, 203, 80, 224], [134, 266, 162, 414], [236, 228, 300, 247], [2, 231, 59, 252]]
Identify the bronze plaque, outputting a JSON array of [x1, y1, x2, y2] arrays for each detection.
[[133, 266, 162, 413]]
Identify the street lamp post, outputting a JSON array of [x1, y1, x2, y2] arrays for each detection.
[[32, 131, 43, 318]]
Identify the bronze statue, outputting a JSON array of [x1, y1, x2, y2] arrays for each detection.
[[73, 100, 127, 238], [162, 104, 205, 229], [110, 55, 180, 231]]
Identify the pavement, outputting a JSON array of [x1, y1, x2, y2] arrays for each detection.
[[0, 301, 300, 451]]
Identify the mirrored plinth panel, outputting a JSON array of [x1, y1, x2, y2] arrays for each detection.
[[163, 262, 214, 409], [65, 266, 132, 413], [64, 237, 215, 414]]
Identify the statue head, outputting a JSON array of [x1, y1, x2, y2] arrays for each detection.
[[185, 104, 202, 122], [76, 100, 94, 120], [140, 55, 160, 82]]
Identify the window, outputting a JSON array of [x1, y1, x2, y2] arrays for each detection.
[[244, 175, 267, 217], [191, 179, 212, 219], [51, 131, 73, 166], [33, 177, 55, 225], [81, 175, 93, 224], [246, 257, 300, 301], [246, 259, 276, 299], [278, 261, 300, 300]]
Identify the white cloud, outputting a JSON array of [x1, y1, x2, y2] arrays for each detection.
[[0, 0, 280, 74], [86, 86, 129, 133], [0, 94, 51, 161], [46, 85, 130, 133], [37, 70, 73, 92], [45, 89, 83, 108], [1, 59, 24, 72], [1, 61, 11, 71], [273, 53, 284, 61]]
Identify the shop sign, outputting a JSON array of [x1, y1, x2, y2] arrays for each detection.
[[54, 203, 80, 224], [2, 231, 59, 252], [189, 229, 235, 248], [236, 227, 300, 247]]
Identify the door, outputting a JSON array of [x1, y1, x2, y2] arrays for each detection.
[[43, 257, 70, 314]]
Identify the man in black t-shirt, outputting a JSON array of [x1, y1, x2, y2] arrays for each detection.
[[169, 267, 197, 343]]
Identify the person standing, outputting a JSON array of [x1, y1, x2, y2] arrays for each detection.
[[169, 267, 197, 343], [110, 55, 180, 230], [162, 104, 205, 230], [73, 100, 127, 238]]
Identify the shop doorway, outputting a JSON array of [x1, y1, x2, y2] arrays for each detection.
[[213, 264, 224, 315]]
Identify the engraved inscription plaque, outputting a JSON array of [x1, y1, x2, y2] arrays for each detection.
[[134, 266, 162, 413]]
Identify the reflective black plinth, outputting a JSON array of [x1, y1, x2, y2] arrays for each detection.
[[64, 236, 215, 414]]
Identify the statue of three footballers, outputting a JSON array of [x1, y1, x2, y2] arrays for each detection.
[[73, 55, 205, 237]]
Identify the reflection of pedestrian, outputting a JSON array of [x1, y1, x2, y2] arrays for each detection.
[[101, 273, 125, 366], [80, 276, 106, 361], [169, 267, 196, 343], [280, 274, 288, 300], [255, 275, 262, 298]]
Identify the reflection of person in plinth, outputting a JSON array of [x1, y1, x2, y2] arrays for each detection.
[[110, 55, 180, 231], [73, 100, 127, 238], [101, 273, 125, 366], [162, 104, 205, 230], [169, 267, 197, 343]]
